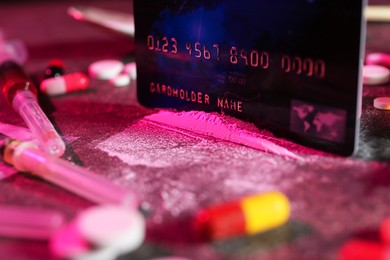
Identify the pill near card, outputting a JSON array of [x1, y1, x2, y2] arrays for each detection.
[[40, 72, 89, 96], [366, 53, 390, 68], [110, 74, 131, 87], [373, 97, 390, 110], [363, 65, 390, 85], [89, 59, 124, 80], [76, 205, 145, 254]]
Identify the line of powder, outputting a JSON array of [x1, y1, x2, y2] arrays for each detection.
[[143, 111, 304, 161]]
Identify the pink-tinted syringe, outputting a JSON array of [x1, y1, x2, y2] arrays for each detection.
[[0, 138, 139, 208], [0, 61, 65, 156]]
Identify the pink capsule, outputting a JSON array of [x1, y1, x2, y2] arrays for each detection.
[[366, 53, 390, 69], [40, 72, 89, 96]]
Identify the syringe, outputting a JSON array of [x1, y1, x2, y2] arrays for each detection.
[[0, 138, 139, 208], [0, 60, 65, 156]]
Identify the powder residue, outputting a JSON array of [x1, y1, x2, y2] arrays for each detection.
[[94, 109, 390, 259], [143, 111, 304, 160]]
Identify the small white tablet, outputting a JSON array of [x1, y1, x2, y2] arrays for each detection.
[[374, 97, 390, 110], [110, 74, 131, 87], [363, 65, 390, 85], [89, 60, 124, 80]]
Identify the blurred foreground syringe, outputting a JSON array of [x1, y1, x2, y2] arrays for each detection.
[[0, 60, 66, 156], [0, 138, 139, 208]]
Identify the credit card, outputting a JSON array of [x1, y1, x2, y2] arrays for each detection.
[[134, 0, 366, 155]]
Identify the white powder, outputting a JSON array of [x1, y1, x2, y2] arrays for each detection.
[[143, 110, 304, 161]]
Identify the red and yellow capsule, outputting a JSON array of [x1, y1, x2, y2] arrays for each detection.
[[194, 191, 290, 241]]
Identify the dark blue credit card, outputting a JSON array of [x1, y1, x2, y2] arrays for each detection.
[[134, 0, 366, 155]]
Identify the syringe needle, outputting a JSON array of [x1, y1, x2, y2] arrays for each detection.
[[0, 61, 65, 156]]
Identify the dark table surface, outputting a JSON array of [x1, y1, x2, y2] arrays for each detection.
[[1, 1, 390, 259]]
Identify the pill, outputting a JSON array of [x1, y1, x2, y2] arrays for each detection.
[[123, 62, 137, 79], [373, 97, 390, 110], [76, 205, 145, 254], [339, 240, 385, 260], [366, 53, 390, 69], [109, 74, 131, 87], [193, 191, 290, 241], [89, 59, 124, 80], [44, 59, 65, 78], [363, 65, 390, 85], [40, 72, 89, 96]]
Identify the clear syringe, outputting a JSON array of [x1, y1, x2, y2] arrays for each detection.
[[0, 138, 139, 208], [0, 60, 65, 156]]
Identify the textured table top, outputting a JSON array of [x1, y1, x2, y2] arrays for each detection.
[[1, 1, 390, 259]]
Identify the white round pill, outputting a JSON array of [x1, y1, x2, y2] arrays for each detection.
[[124, 62, 137, 79], [89, 60, 124, 80], [374, 97, 390, 110], [110, 74, 131, 87], [363, 65, 390, 85], [76, 205, 145, 254]]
